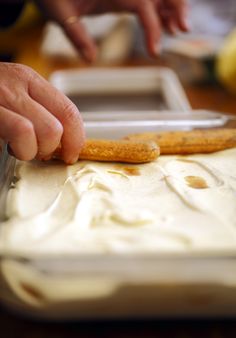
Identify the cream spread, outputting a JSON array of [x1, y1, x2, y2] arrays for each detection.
[[1, 148, 236, 255]]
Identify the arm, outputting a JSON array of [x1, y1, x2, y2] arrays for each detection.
[[0, 1, 85, 163], [35, 0, 189, 61]]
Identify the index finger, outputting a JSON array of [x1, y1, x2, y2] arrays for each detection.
[[28, 72, 85, 164], [39, 0, 97, 62], [134, 0, 162, 56], [170, 0, 189, 32]]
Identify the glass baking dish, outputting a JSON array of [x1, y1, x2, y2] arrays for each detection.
[[0, 113, 236, 320], [83, 110, 228, 138], [50, 67, 191, 112], [49, 66, 229, 132]]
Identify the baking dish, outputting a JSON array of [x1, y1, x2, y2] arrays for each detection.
[[0, 141, 15, 223], [50, 66, 228, 135], [83, 110, 228, 138], [1, 109, 236, 319], [49, 67, 191, 112]]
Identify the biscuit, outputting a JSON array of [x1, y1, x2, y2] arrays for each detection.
[[124, 129, 236, 154], [55, 139, 160, 163]]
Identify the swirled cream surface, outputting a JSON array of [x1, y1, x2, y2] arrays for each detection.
[[1, 148, 236, 255]]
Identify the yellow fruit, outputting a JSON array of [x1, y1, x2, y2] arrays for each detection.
[[216, 29, 236, 94]]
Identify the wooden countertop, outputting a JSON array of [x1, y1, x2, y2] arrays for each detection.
[[1, 22, 236, 336]]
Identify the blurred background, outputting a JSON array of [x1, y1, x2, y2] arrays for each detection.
[[0, 0, 236, 93]]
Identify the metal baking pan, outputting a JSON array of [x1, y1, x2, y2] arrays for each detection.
[[0, 113, 236, 319], [83, 110, 228, 138], [50, 67, 191, 112]]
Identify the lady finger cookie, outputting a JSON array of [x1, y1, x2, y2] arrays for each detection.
[[54, 139, 160, 163], [124, 129, 236, 155]]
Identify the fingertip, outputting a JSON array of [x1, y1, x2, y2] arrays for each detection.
[[135, 0, 162, 59], [181, 17, 190, 32], [153, 43, 162, 57], [10, 146, 36, 162], [81, 45, 98, 63], [61, 145, 81, 164], [167, 20, 178, 35], [178, 3, 190, 32], [64, 156, 80, 165], [63, 19, 98, 63], [61, 130, 85, 165], [146, 29, 162, 57]]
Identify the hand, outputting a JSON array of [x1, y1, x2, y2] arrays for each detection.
[[35, 0, 189, 62], [0, 62, 85, 164]]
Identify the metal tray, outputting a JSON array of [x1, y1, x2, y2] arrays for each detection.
[[0, 98, 235, 319], [1, 150, 236, 319], [50, 67, 191, 112]]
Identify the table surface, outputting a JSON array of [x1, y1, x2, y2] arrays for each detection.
[[1, 22, 236, 337]]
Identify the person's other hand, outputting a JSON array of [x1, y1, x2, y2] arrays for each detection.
[[35, 0, 189, 62], [0, 62, 85, 163]]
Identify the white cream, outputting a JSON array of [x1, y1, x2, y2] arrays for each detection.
[[1, 148, 236, 255]]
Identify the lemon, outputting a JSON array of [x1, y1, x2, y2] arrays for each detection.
[[216, 28, 236, 94]]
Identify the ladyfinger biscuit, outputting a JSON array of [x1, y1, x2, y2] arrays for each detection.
[[124, 129, 236, 155], [55, 139, 160, 163]]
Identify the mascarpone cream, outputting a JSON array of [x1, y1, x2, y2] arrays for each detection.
[[1, 148, 236, 254]]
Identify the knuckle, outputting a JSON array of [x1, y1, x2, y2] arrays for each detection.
[[11, 63, 35, 80], [41, 120, 63, 144], [14, 118, 34, 140], [0, 65, 36, 108], [0, 85, 14, 105], [61, 102, 80, 123], [12, 118, 36, 161], [5, 91, 28, 111]]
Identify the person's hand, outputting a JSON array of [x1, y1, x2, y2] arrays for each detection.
[[35, 0, 189, 62], [0, 62, 85, 164]]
